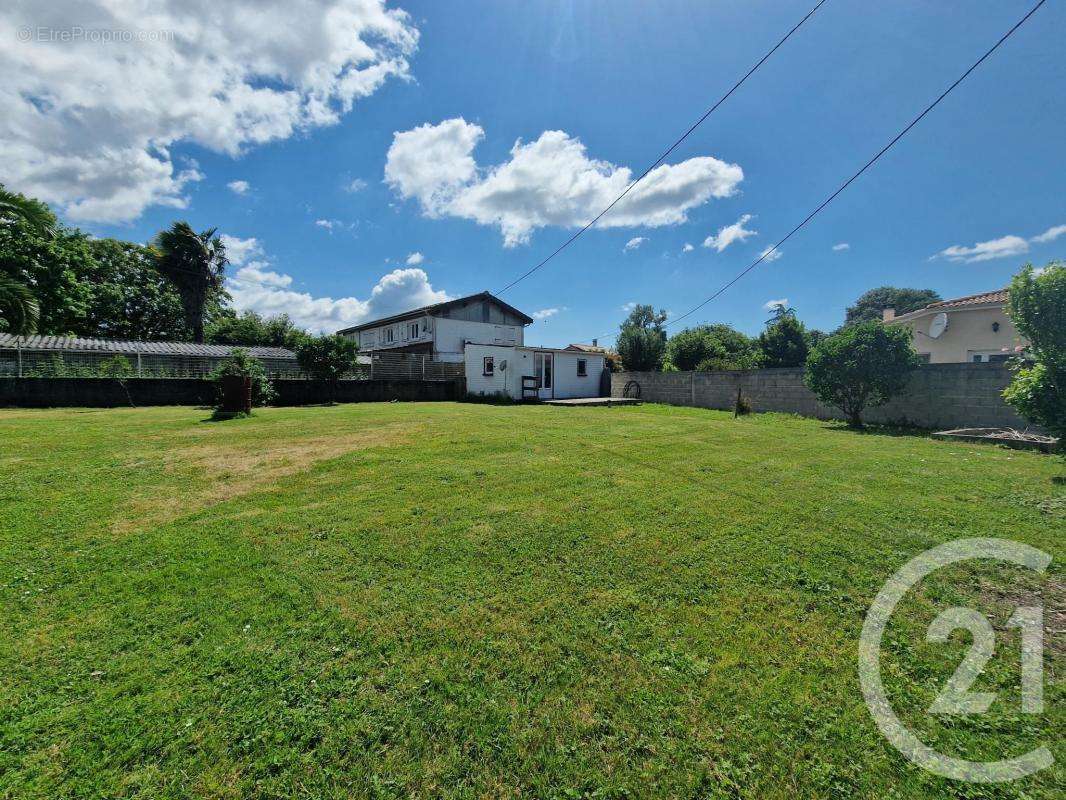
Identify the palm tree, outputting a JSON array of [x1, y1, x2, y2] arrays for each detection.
[[0, 274, 39, 336], [152, 222, 227, 343], [0, 187, 56, 239]]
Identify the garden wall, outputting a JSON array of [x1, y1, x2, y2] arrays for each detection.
[[611, 364, 1033, 430], [0, 378, 464, 408]]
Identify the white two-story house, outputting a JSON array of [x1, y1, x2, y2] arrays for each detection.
[[337, 292, 533, 363]]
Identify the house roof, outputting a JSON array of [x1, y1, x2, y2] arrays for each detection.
[[469, 342, 607, 357], [337, 291, 534, 334], [0, 334, 295, 359], [890, 288, 1008, 322], [565, 343, 608, 353]]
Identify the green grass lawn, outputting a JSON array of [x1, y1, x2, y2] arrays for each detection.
[[0, 403, 1061, 799]]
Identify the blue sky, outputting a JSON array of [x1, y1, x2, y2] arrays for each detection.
[[5, 0, 1063, 344]]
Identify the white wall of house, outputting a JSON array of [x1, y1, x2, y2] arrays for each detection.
[[434, 318, 522, 362], [888, 306, 1024, 363], [464, 344, 605, 399]]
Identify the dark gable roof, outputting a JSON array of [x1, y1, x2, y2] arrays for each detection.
[[337, 291, 534, 334], [0, 334, 295, 359], [925, 288, 1008, 310]]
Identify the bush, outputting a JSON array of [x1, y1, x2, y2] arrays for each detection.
[[209, 348, 275, 408], [296, 335, 359, 404], [1004, 262, 1065, 440], [666, 324, 760, 372], [804, 321, 919, 428]]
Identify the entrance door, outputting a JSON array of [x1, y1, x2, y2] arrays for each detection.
[[533, 352, 554, 399]]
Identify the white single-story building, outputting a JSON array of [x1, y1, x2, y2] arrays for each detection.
[[465, 343, 606, 400]]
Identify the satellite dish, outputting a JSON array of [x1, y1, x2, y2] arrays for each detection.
[[928, 312, 948, 339], [499, 359, 507, 371]]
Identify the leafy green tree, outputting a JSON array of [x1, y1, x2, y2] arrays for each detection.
[[616, 304, 668, 371], [758, 314, 809, 368], [0, 186, 94, 334], [296, 335, 359, 403], [845, 287, 941, 326], [0, 273, 39, 335], [84, 239, 192, 340], [152, 222, 227, 343], [667, 324, 760, 371], [207, 310, 309, 349], [1002, 262, 1065, 441], [804, 321, 919, 428], [764, 302, 796, 324]]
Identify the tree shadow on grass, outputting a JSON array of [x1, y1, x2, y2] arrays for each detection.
[[819, 421, 932, 440]]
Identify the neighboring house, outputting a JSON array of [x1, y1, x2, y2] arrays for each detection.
[[565, 340, 608, 353], [466, 343, 607, 400], [883, 289, 1025, 363], [338, 292, 533, 363]]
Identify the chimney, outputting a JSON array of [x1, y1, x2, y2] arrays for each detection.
[[882, 307, 896, 322], [592, 338, 598, 347]]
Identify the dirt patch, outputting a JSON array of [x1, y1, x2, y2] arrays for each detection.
[[112, 425, 415, 534]]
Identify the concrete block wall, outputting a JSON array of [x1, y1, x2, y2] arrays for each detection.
[[612, 363, 1034, 430]]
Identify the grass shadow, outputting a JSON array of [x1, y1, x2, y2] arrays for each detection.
[[819, 421, 932, 440]]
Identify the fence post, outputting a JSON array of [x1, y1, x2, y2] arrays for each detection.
[[136, 352, 142, 377], [422, 355, 426, 381], [16, 336, 22, 378], [370, 356, 375, 381]]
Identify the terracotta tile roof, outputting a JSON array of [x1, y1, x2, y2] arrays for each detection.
[[925, 289, 1008, 310], [0, 334, 295, 359]]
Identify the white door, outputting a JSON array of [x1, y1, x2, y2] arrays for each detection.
[[533, 352, 554, 399]]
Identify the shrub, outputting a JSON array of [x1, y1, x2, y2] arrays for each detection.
[[666, 324, 759, 372], [296, 335, 359, 404], [98, 355, 134, 378], [804, 321, 919, 428], [1003, 262, 1065, 441], [209, 348, 275, 408]]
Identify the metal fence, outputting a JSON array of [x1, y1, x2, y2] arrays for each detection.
[[365, 353, 464, 382], [0, 348, 464, 382]]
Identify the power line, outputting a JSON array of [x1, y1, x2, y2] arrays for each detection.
[[597, 0, 1047, 341], [494, 0, 830, 297]]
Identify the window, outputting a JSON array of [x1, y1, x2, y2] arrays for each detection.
[[483, 356, 494, 376], [409, 322, 419, 339], [576, 358, 587, 377], [385, 327, 395, 344]]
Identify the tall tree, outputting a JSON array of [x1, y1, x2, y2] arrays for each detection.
[[758, 314, 809, 368], [152, 222, 228, 343], [845, 287, 941, 326], [84, 239, 191, 340], [616, 304, 668, 371]]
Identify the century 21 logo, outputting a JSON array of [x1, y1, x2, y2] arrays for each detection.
[[859, 538, 1053, 784]]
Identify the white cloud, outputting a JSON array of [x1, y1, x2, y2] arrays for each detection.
[[759, 246, 782, 262], [385, 118, 743, 247], [227, 180, 250, 196], [832, 242, 850, 251], [315, 218, 346, 233], [0, 1, 418, 223], [703, 213, 757, 252], [623, 236, 647, 252], [405, 251, 424, 265], [1031, 224, 1066, 244], [621, 302, 637, 312], [532, 307, 563, 321], [933, 223, 1066, 263], [221, 233, 448, 332], [682, 243, 694, 253], [344, 178, 368, 193], [763, 298, 789, 311], [935, 235, 1030, 263]]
